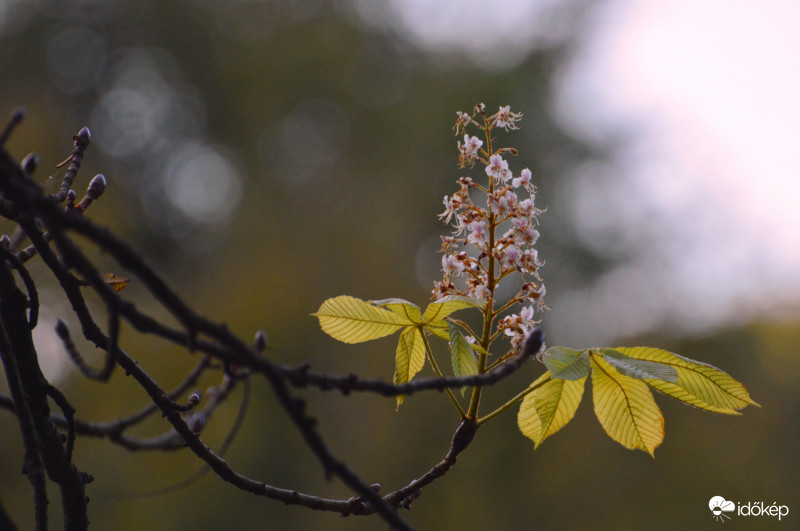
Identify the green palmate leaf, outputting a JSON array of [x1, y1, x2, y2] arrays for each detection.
[[643, 379, 741, 415], [590, 353, 664, 457], [421, 295, 484, 323], [518, 371, 586, 449], [542, 346, 590, 381], [448, 324, 479, 396], [614, 347, 759, 411], [394, 327, 426, 408], [370, 298, 423, 323], [599, 349, 678, 382], [313, 296, 412, 344], [425, 321, 451, 341]]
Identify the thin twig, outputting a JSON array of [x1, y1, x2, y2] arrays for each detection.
[[49, 127, 91, 204], [0, 245, 38, 328], [0, 107, 25, 148], [119, 378, 252, 499]]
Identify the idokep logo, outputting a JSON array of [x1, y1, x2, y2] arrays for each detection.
[[709, 496, 736, 522], [709, 495, 789, 523]]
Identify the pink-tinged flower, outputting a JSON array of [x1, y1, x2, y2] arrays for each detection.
[[501, 245, 523, 268], [453, 111, 473, 136], [485, 154, 511, 183], [458, 176, 474, 188], [534, 284, 547, 309], [500, 189, 518, 211], [488, 189, 518, 215], [518, 198, 536, 217], [520, 305, 535, 326], [530, 283, 546, 304], [511, 217, 528, 230], [467, 221, 488, 247], [441, 254, 465, 277], [464, 134, 482, 154], [433, 279, 459, 299], [494, 105, 522, 131], [439, 195, 456, 223], [453, 212, 471, 235], [469, 279, 490, 301], [521, 249, 540, 273], [440, 235, 457, 250], [512, 168, 532, 189], [515, 226, 540, 246], [458, 134, 484, 167]]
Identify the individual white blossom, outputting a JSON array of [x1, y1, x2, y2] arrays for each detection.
[[519, 305, 535, 326], [467, 275, 490, 300], [442, 254, 465, 277], [458, 134, 483, 167], [488, 188, 517, 215], [518, 197, 539, 218], [485, 154, 511, 184], [464, 134, 482, 154], [493, 105, 522, 131], [512, 168, 535, 194], [521, 249, 540, 273], [501, 245, 523, 268], [439, 195, 457, 224], [467, 221, 488, 247], [517, 227, 540, 246]]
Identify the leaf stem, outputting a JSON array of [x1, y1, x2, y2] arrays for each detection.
[[476, 372, 551, 426], [445, 317, 480, 342], [420, 330, 466, 418], [484, 351, 515, 372]]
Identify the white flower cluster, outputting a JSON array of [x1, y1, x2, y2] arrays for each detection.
[[434, 104, 546, 352]]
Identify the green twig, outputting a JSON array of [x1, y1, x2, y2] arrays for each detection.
[[420, 331, 466, 418], [477, 372, 551, 426]]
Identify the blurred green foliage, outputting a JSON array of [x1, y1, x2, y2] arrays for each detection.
[[0, 1, 796, 529]]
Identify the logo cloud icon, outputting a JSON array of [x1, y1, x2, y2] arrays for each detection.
[[709, 496, 736, 522]]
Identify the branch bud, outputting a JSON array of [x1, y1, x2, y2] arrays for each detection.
[[253, 329, 268, 353], [21, 152, 38, 174], [86, 174, 107, 199], [76, 126, 92, 144], [55, 319, 70, 339]]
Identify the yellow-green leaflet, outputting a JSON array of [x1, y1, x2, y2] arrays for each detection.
[[394, 327, 426, 408], [370, 298, 423, 323], [421, 295, 483, 322], [518, 371, 585, 449], [426, 322, 451, 341], [614, 347, 758, 411], [542, 346, 590, 380], [312, 296, 411, 344], [591, 353, 664, 457], [448, 324, 479, 396]]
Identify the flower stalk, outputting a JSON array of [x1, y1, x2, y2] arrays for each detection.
[[437, 103, 546, 421]]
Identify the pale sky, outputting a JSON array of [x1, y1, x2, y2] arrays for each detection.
[[372, 0, 800, 344], [550, 0, 800, 343]]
